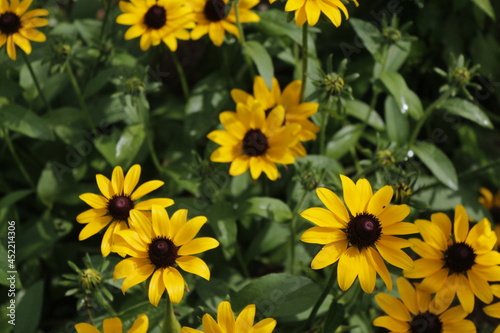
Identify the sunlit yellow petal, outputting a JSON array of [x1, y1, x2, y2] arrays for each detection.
[[337, 246, 360, 291], [315, 187, 349, 223], [131, 180, 164, 201], [176, 256, 210, 280]]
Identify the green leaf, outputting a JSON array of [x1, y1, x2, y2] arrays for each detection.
[[84, 68, 115, 99], [13, 280, 44, 333], [412, 141, 458, 190], [257, 9, 303, 45], [385, 96, 409, 146], [0, 190, 33, 210], [36, 163, 60, 207], [345, 100, 385, 130], [440, 98, 493, 129], [471, 0, 496, 20], [243, 41, 274, 89], [349, 18, 379, 56], [375, 41, 412, 74], [323, 302, 345, 333], [95, 124, 146, 169], [379, 71, 423, 120], [242, 197, 292, 223], [74, 19, 102, 45], [0, 104, 54, 140], [206, 202, 237, 260], [232, 273, 321, 317], [326, 124, 364, 160], [246, 222, 290, 259]]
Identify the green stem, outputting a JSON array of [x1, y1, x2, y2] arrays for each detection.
[[408, 90, 452, 146], [235, 242, 250, 278], [299, 23, 309, 102], [318, 101, 329, 156], [304, 265, 337, 329], [234, 0, 255, 79], [289, 190, 309, 274], [65, 61, 95, 129], [2, 129, 34, 188], [170, 50, 189, 100], [98, 0, 112, 42], [161, 296, 181, 333], [21, 52, 50, 111]]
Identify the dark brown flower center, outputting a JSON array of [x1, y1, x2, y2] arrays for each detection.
[[144, 5, 167, 29], [243, 129, 269, 157], [108, 195, 134, 221], [410, 312, 443, 333], [444, 242, 476, 273], [148, 237, 178, 268], [0, 12, 21, 35], [204, 0, 226, 22], [346, 213, 382, 248]]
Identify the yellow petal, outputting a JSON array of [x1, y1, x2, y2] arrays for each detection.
[[251, 318, 277, 333], [366, 247, 392, 291], [456, 274, 475, 313], [202, 314, 223, 333], [235, 304, 255, 332], [372, 316, 410, 332], [454, 205, 469, 243], [382, 222, 418, 235], [430, 212, 452, 238], [355, 178, 373, 213], [12, 33, 31, 54], [152, 205, 169, 237], [134, 198, 175, 210], [396, 277, 419, 316], [75, 323, 100, 333], [96, 174, 113, 198], [120, 262, 154, 293], [315, 187, 349, 224], [220, 111, 246, 139], [442, 320, 476, 333], [415, 219, 448, 251], [101, 221, 119, 257], [374, 293, 411, 322], [207, 129, 240, 146], [148, 269, 165, 306], [439, 305, 467, 323], [340, 175, 360, 215], [358, 248, 377, 293], [78, 218, 112, 240], [484, 302, 500, 319], [367, 185, 393, 216], [129, 314, 149, 333], [169, 209, 187, 238], [173, 216, 207, 246], [467, 270, 493, 304], [337, 246, 360, 291], [217, 301, 236, 333], [176, 256, 210, 280], [131, 180, 164, 201], [300, 207, 346, 228], [377, 205, 410, 227], [76, 208, 109, 224], [103, 317, 122, 333], [129, 210, 154, 244], [229, 155, 250, 176], [376, 241, 414, 271], [310, 240, 348, 269], [124, 164, 141, 195], [16, 0, 32, 15], [403, 259, 444, 280], [249, 156, 264, 180], [300, 226, 346, 244], [163, 267, 185, 303], [111, 166, 124, 194], [79, 193, 108, 209], [178, 237, 219, 256], [409, 238, 443, 260], [7, 36, 16, 60]]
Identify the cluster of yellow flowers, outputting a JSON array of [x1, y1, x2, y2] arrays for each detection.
[[0, 0, 356, 60]]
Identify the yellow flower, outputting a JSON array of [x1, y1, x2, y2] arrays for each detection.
[[75, 314, 148, 333], [116, 0, 195, 51], [181, 301, 276, 333], [0, 0, 49, 60], [207, 100, 302, 181], [231, 75, 319, 157], [77, 164, 174, 256], [373, 277, 476, 333], [483, 284, 500, 333], [187, 0, 260, 46], [300, 175, 417, 293], [479, 187, 500, 248], [403, 205, 500, 313], [271, 0, 353, 27], [112, 206, 219, 306]]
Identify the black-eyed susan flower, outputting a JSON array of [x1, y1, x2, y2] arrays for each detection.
[[483, 284, 500, 333], [0, 0, 49, 60], [231, 76, 319, 153], [75, 314, 148, 333], [207, 100, 302, 181], [300, 175, 417, 293], [479, 187, 500, 248], [373, 277, 476, 333], [116, 0, 195, 51], [403, 205, 500, 313], [77, 164, 174, 257], [181, 301, 276, 333], [112, 206, 219, 306], [187, 0, 260, 46], [269, 0, 355, 27]]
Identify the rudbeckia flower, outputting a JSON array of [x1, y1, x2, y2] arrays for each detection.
[[0, 0, 49, 60], [231, 76, 319, 157], [373, 277, 476, 333], [77, 164, 174, 256], [187, 0, 260, 46], [300, 175, 417, 293], [181, 301, 276, 333], [483, 284, 500, 333], [116, 0, 195, 51], [75, 314, 148, 333], [207, 100, 302, 181], [269, 0, 354, 27], [403, 205, 500, 313], [479, 187, 500, 248], [112, 206, 219, 306]]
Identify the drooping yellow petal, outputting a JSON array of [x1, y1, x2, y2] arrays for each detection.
[[376, 241, 414, 271], [148, 269, 165, 306], [366, 247, 393, 291], [455, 274, 475, 313], [358, 248, 377, 293], [176, 256, 211, 280], [120, 262, 154, 293], [78, 218, 112, 240], [337, 246, 360, 291], [163, 267, 185, 303], [310, 240, 348, 269], [467, 270, 493, 304]]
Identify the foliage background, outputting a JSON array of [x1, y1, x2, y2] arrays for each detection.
[[0, 0, 500, 332]]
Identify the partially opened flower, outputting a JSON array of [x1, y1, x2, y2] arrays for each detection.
[[77, 164, 174, 256], [75, 314, 148, 333], [207, 100, 302, 180], [483, 284, 500, 333], [300, 175, 417, 293], [403, 205, 500, 313], [231, 76, 319, 157], [187, 0, 260, 46], [116, 0, 195, 51], [112, 206, 219, 306], [0, 0, 49, 60], [373, 277, 476, 333], [181, 301, 276, 333], [269, 0, 355, 27]]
